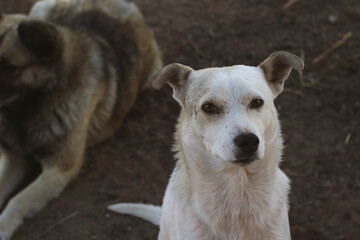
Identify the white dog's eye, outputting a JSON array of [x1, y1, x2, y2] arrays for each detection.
[[250, 99, 264, 109], [201, 102, 220, 114]]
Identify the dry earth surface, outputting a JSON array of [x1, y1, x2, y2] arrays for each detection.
[[0, 0, 359, 239]]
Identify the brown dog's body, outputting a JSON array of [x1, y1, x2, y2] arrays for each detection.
[[0, 0, 162, 238]]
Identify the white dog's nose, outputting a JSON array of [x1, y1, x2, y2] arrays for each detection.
[[234, 133, 259, 154]]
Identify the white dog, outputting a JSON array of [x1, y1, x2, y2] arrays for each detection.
[[109, 51, 304, 240]]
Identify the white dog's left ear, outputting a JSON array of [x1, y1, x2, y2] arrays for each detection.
[[259, 51, 304, 97], [151, 63, 194, 104]]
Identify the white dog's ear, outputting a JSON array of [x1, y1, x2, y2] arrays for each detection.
[[259, 51, 304, 97], [151, 63, 194, 104]]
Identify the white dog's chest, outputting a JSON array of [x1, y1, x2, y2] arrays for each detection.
[[160, 162, 290, 240]]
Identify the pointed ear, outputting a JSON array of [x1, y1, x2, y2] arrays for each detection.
[[18, 20, 61, 62], [151, 63, 194, 104], [259, 51, 304, 97]]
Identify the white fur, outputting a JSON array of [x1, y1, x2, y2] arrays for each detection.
[[108, 203, 161, 225], [109, 53, 304, 239]]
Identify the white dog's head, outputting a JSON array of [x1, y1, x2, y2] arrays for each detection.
[[153, 51, 304, 166]]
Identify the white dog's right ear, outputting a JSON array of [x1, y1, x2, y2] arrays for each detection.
[[151, 63, 194, 104]]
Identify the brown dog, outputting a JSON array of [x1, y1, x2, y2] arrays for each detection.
[[0, 0, 162, 238]]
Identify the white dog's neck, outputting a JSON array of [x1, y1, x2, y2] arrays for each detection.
[[175, 117, 288, 239]]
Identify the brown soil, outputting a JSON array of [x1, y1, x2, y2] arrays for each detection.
[[1, 0, 359, 239]]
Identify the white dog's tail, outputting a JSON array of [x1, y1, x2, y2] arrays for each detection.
[[108, 203, 162, 226]]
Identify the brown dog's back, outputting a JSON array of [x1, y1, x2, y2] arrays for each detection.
[[28, 0, 163, 145]]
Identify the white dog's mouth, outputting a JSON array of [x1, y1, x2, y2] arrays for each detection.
[[231, 157, 257, 166]]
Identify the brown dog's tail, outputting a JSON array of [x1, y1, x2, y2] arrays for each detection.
[[108, 203, 161, 226]]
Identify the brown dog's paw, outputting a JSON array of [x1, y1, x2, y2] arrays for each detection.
[[0, 214, 21, 240]]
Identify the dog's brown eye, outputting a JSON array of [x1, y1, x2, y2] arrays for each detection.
[[201, 103, 219, 114], [250, 99, 264, 108]]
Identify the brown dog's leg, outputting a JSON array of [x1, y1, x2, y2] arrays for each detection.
[[0, 152, 30, 211], [0, 145, 85, 240]]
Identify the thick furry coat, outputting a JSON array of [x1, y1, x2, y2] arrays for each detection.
[[0, 0, 162, 239]]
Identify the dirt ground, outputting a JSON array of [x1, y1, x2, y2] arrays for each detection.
[[0, 0, 359, 239]]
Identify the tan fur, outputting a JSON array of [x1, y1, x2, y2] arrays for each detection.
[[0, 0, 162, 239]]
